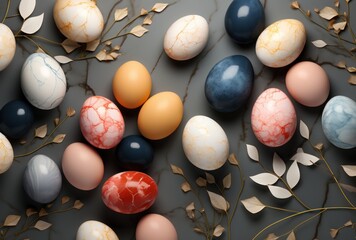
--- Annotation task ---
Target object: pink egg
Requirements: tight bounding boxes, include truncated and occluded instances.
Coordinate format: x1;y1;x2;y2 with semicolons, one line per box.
251;88;297;147
136;214;178;240
62;142;104;190
286;61;330;107
101;171;158;214
80;96;125;149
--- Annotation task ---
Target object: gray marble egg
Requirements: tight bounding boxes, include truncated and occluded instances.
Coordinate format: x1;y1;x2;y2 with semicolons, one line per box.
23;154;62;203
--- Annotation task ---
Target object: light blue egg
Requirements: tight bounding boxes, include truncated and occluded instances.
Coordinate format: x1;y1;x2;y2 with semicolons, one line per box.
322;96;356;149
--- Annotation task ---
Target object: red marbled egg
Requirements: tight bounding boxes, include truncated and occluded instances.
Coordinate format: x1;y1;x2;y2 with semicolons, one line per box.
101;171;158;214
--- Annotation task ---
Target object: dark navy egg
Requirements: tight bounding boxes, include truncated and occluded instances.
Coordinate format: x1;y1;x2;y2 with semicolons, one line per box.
115;135;154;171
205;55;254;112
0;100;34;139
225;0;265;44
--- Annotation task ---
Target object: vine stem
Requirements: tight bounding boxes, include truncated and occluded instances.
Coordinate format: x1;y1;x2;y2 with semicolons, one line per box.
1;0;11;23
16;35;62;45
14;35;53;56
265;205;298;213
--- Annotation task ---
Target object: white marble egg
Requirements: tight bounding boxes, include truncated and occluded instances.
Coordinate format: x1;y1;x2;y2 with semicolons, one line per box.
256;19;306;68
0;23;16;71
182;115;229;171
53;0;104;43
0;132;14;174
21;53;66;110
76;220;119;240
164;15;209;61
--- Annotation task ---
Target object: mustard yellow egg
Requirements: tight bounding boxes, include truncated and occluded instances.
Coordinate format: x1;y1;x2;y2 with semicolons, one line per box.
113;61;152;109
138;92;183;140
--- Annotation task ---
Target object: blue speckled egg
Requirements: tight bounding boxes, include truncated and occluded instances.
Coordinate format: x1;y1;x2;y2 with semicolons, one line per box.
322;96;356;149
23;154;62;203
0;100;34;139
225;0;265;44
205;55;254;112
115;135;154;170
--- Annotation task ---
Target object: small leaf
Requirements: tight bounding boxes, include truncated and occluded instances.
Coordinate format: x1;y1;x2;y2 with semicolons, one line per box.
110;52;121;59
61;196;70;204
335;0;340;7
286;161;300;189
152;3;169;12
347;67;356;73
143;14;153;25
314;143;324;151
340;183;356;192
194;227;205;234
170;164;184;176
26;208;37;217
341;165;356;177
114;8;128;21
4;215;21;226
299;120;309;139
319;6;338;20
66;107;76;117
19;0;36;19
273;153;286;177
196;177;207;187
34;220;52;231
330;228;339;238
113;45;121;51
181;181;191;192
61;39;80;53
73;200;84;209
205;172;215;184
344;220;352;227
86;40;100;52
241;196;265;214
312;40;327;48
54;118;60;126
38;208;47;217
336;61;346;69
268;185;292;199
265;233;279;240
35;124;47;138
96;50;107;62
223;173;232;189
207;191;229;212
333;21;347;31
290;1;300;9
250;173;278;186
291;152;319;166
185;202;195;219
130;25;148;37
314;8;320;13
21;13;44;34
213;225;225;237
54;55;73;64
228;153;239;166
348;75;356;85
140;8;148;16
52;134;66;144
246;144;259;162
287;231;296;240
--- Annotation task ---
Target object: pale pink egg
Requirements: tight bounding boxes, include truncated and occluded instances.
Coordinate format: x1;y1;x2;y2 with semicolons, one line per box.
136;214;178;240
80;96;125;149
251;88;297;147
62;142;104;190
286;61;330;107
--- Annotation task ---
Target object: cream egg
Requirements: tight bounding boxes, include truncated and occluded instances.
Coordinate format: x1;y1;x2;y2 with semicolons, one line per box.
0;23;16;71
53;0;104;43
164;15;209;61
76;220;119;240
182;115;229;171
136;214;178;240
62;142;104;190
0;132;14;174
256;19;306;68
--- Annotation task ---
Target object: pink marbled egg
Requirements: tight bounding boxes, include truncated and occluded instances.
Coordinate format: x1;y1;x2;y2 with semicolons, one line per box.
101;171;158;214
80;96;125;149
251;88;297;147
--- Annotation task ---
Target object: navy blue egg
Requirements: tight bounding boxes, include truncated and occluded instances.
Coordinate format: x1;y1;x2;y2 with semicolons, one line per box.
115;135;154;171
0;100;34;139
205;55;254;112
225;0;265;44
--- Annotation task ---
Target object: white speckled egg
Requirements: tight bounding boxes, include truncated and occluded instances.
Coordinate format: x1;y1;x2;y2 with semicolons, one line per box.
53;0;104;43
164;15;209;61
0;132;14;174
21;53;66;110
76;220;119;240
182;115;229;171
0;23;16;71
256;19;306;68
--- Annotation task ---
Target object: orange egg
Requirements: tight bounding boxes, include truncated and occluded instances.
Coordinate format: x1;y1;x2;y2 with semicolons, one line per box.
112;61;152;109
138;91;183;140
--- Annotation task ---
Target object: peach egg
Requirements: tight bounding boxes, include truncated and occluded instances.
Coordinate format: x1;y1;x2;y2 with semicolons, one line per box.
136;214;178;240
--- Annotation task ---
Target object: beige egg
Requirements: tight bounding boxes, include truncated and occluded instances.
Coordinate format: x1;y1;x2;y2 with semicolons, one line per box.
0;132;14;174
136;214;178;240
0;23;16;71
76;220;119;240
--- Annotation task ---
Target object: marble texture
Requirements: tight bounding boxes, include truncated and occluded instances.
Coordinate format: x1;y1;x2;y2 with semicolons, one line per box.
0;23;16;71
76;220;119;240
0;132;13;174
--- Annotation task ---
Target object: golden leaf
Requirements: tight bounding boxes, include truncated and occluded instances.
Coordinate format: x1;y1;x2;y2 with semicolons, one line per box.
54;118;60;126
105;41;112;46
347;67;356;73
61;196;70;204
265;233;279;240
181;181;191;193
35;124;47;138
314;143;324;151
290;1;300;9
185;202;195;219
86;40;100;52
21;13;44;34
333;21;347;31
314;8;320;13
54;55;73;64
306;10;311;17
110;52;121;59
4;215;21;227
170;164;184;176
38;208;47;217
349;75;356;85
143;14;153;25
114;8;128;21
61;39;80;53
213;225;225;237
312;40;327;48
334;0;340;7
287;231;296;240
66;107;76;117
205;172;215;184
319;6;338;20
344;220;353;227
228;153;239;166
130;25;149;37
34;220;52;231
19;0;36;20
140;8;148;16
52;134;66;144
96;50;107;62
207;191;229;212
335;61;346;68
241;196;266;214
223;173;231;189
330;228;339;238
193;227;205;234
73;200;84;209
195;177;207;187
26;208;37;217
152;3;169;13
113;45;121;51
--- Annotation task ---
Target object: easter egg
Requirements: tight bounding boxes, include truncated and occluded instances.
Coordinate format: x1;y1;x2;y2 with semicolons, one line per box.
205;55;254;112
182;115;229;171
80;96;125;149
138;91;183;140
286;61;330;107
0;100;34;139
62;142;104;190
23;154;62;204
101;171;158;214
0;23;16;71
115;135;154;171
322;96;356;149
164;15;209;61
21;53;66;110
76;220;119;240
224;0;265;44
113;61;152;109
53;0;104;43
0;132;14;174
251;88;297;147
136;214;178;240
256;19;306;68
